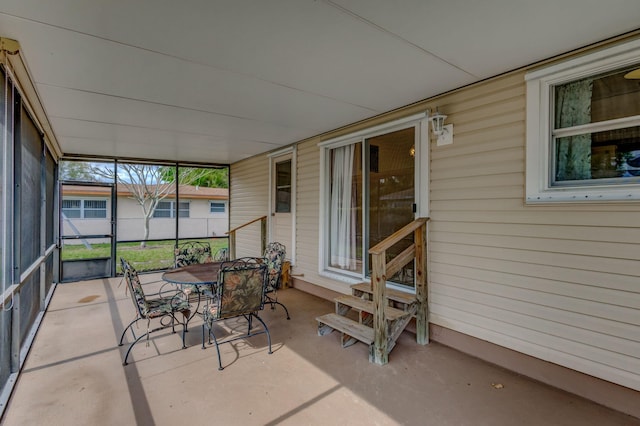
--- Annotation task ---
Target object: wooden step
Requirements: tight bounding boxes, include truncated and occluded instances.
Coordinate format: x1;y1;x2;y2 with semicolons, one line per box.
335;295;409;321
351;282;416;306
316;313;374;346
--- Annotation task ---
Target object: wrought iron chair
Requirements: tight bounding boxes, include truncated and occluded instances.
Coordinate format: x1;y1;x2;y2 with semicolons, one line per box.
263;242;290;319
119;258;191;366
174;241;214;297
174;241;213;267
212;246;230;262
201;257;272;370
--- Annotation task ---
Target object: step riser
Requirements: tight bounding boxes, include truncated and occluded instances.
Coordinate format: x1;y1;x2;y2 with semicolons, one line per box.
316;280;418;361
335;295;411;322
351;283;416;308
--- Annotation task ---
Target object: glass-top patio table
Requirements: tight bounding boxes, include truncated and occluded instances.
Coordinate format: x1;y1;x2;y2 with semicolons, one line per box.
162;261;223;287
162;262;223;324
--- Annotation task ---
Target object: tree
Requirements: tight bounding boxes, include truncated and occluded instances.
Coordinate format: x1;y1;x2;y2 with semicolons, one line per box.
159;166;228;188
59;160;102;182
90;164;210;248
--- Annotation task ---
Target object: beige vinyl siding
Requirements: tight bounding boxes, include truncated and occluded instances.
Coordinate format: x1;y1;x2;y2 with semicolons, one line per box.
429;71;640;391
230;155;269;258
229;67;640;392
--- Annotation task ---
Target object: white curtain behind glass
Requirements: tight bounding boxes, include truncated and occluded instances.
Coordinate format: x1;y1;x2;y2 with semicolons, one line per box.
330;145;356;270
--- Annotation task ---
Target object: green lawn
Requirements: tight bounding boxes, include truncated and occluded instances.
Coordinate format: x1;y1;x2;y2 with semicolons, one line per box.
61;238;229;273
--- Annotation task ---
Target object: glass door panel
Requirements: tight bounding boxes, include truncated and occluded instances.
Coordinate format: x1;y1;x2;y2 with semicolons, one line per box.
328;143;363;273
366;127;416;287
60;169;115;282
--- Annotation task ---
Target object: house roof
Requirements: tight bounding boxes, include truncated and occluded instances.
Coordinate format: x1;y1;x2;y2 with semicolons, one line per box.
1;1;639;164
62;184;228;200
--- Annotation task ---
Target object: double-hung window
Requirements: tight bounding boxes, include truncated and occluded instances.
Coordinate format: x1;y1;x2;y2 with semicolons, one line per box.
62;199;107;218
210;201;226;214
153;201;190;218
526;38;640;202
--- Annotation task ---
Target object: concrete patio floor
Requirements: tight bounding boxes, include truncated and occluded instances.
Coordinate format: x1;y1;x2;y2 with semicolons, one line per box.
2;275;638;426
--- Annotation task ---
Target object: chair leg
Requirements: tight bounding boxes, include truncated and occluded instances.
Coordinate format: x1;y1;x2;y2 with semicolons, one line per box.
202;323;223;370
275;301;290;320
180;318;187;349
122;317;187;365
247;314;253;333
211;331;223;370
251;313;272;355
267;295;291;320
119;318;140;346
122;331;150;366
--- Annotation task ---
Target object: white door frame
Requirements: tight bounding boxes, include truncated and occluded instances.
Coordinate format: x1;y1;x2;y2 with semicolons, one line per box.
268;146;296;265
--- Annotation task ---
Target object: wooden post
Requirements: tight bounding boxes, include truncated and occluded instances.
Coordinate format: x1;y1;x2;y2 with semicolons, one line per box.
281;260;291;288
229;231;236;260
415;221;429;345
260;216;267;255
370;251;389;365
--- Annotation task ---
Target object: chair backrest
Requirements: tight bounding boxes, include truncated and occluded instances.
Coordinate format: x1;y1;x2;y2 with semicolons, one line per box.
174;241;212;267
121;257;149;317
263;242;286;291
213;247;230;262
212;257;267;320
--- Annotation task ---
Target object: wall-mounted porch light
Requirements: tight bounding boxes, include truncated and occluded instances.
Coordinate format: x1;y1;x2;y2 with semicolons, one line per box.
429;108;453;146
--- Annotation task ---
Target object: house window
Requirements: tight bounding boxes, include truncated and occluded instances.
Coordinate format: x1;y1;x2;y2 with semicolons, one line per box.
210;202;226;213
153;201;190;218
62;199;81;218
525;38;640;202
62;199;107;219
275;160;292;213
319;113;428;285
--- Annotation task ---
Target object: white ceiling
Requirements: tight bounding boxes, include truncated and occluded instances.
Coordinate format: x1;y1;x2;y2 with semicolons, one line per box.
1;0;639;164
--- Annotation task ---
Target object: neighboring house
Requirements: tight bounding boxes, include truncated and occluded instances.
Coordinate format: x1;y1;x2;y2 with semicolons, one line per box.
61;184;228;242
230;36;640;412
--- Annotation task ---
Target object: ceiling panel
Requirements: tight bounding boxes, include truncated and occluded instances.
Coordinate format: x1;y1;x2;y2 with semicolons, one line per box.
54;121;270;164
39;85;305;142
0;1;639;163
332;0;640;78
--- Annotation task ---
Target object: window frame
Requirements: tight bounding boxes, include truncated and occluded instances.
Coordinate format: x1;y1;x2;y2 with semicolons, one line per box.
61;198;107;219
209;201;226;214
525;38;640;203
153;200;190;218
317;112;429;283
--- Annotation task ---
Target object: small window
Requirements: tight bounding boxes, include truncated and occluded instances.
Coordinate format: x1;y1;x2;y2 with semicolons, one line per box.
153;201;190;218
62;199;106;219
177;201;190;218
83;200;107;218
210;202;226;213
62;199;81;218
526;38;640;202
275;160;292;213
154;201;173;218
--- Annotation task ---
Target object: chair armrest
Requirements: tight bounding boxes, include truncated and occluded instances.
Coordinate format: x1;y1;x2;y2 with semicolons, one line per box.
157;282;190;305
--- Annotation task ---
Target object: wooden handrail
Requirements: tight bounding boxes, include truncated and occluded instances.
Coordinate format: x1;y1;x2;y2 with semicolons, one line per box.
226;215;267;235
226;216;268;259
370;217;430;365
369;217;428;255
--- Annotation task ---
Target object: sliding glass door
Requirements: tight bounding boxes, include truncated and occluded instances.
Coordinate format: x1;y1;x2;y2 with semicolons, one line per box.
324;122;420;290
366;127;415;287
